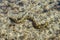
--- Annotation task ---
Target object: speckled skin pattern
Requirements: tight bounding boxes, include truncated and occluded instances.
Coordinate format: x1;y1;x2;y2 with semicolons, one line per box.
0;0;60;40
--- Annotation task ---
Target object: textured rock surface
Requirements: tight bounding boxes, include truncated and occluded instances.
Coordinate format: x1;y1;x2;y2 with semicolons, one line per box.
0;0;60;40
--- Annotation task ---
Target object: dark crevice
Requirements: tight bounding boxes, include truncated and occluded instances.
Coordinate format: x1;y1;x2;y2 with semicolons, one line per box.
54;5;60;11
9;24;15;27
54;1;60;11
5;38;8;40
55;30;60;36
42;9;48;13
57;1;60;6
49;2;53;4
48;37;55;40
11;39;14;40
38;3;41;5
17;18;21;20
9;17;17;23
17;2;24;6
